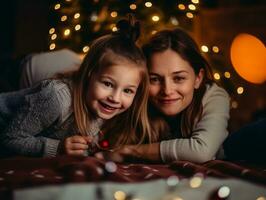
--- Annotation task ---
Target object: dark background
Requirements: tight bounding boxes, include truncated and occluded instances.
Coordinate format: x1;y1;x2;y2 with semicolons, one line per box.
0;0;265;131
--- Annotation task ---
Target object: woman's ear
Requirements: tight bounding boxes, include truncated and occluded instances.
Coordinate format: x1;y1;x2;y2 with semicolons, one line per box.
194;68;204;89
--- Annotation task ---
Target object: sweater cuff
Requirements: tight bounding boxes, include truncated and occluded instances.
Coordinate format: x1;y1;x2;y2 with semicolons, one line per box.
160;140;178;163
44;138;60;157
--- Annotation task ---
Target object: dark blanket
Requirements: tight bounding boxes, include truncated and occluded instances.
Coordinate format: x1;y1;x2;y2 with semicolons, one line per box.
0;156;265;199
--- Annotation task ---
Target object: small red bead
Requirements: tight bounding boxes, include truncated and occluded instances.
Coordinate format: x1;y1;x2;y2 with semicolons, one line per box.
100;140;109;148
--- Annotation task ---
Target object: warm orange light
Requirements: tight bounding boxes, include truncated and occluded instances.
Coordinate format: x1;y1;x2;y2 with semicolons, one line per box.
230;33;266;84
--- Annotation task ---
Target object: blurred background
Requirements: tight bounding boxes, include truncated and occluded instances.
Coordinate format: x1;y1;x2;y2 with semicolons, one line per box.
0;0;265;132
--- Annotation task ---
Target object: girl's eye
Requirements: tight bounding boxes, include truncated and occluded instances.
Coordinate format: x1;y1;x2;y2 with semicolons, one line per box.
102;81;113;88
124;88;135;94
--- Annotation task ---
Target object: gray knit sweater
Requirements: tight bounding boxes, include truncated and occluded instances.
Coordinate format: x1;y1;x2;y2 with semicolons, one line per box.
0;80;103;157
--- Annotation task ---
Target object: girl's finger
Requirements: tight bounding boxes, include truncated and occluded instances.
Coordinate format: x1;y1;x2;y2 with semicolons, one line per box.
68;136;87;144
70;143;88;150
67;150;85;156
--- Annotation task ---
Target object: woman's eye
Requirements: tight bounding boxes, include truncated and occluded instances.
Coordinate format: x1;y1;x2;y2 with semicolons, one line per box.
173;76;185;82
150;77;160;84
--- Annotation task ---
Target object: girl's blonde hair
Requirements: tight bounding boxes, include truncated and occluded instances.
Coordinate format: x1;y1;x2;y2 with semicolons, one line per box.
69;15;154;147
142;28;214;139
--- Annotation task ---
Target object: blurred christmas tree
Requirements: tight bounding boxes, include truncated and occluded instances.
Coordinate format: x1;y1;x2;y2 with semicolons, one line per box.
48;0;241;99
48;0;199;53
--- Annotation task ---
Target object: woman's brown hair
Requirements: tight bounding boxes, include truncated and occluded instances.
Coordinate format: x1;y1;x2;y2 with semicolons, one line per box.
142;28;214;138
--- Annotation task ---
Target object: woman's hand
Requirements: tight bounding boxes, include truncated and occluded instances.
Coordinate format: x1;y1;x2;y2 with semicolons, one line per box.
94;143;161;163
59;135;92;156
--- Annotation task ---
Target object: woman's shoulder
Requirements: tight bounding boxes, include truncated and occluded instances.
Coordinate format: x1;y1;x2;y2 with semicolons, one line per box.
203;83;230;101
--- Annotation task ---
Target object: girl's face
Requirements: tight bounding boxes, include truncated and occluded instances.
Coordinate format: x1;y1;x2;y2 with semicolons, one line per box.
87;62;141;120
148;49;203;116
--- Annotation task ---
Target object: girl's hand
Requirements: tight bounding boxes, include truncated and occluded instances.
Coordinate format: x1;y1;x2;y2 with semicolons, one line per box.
60;135;93;156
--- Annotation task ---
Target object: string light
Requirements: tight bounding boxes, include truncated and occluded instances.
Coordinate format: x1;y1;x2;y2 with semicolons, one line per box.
61;15;67;22
49;43;56;50
188;4;196;10
231;101;238;109
51;33;57;40
75;24;81;31
201;45;209;52
83;46;90;53
112;26;118;32
212;46;219;53
129;4;137;10
170;17;179;25
178;4;186;10
186;12;194;18
224;72;231;78
64;29;71;36
152;15;160;22
151;30;157;35
237;87;244;94
114;191;126;200
110;11;118;17
145;2;152;7
192;0;199;4
54;4;61;10
214;73;221;80
90;12;98;21
49;28;55;34
74;13;80;19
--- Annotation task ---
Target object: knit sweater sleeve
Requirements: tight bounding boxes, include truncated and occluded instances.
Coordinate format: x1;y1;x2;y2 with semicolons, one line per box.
160;84;230;163
1;82;63;157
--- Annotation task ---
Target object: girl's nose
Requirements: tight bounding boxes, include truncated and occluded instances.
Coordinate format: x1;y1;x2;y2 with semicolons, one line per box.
107;90;120;103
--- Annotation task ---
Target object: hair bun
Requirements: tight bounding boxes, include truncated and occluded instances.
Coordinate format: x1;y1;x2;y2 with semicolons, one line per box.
116;14;140;42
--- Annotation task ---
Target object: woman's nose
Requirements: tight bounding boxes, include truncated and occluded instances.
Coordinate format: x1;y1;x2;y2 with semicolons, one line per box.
162;80;174;95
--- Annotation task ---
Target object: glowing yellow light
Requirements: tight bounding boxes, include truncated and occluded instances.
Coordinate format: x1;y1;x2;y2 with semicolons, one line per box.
75;24;81;31
49;43;56;50
231;101;238;109
192;0;199;4
64;29;71;36
74;13;80;19
129;4;137;10
54;4;61;10
257;196;266;200
65;0;71;2
114;190;126;200
212;46;219;53
237;87;244;94
178;4;186;10
151;30;157;35
61;15;67;22
201;45;209;52
112;26;117;32
189;177;202;188
214;73;221;80
110;11;118;17
145;2;152;7
224;72;231;78
186;12;194;18
49;28;55;34
83;46;90;53
51;34;57;40
152;15;160;22
90;13;98;21
170;17;179;26
188;4;196;10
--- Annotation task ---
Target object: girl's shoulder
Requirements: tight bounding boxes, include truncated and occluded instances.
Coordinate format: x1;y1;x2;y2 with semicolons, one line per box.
33;79;73;123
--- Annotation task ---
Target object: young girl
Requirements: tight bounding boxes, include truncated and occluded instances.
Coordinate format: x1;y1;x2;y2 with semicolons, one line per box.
95;28;230;163
0;16;154;158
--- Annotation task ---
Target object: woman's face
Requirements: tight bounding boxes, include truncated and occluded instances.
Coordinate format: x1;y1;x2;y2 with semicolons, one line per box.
148;49;203;116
